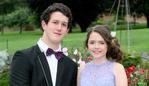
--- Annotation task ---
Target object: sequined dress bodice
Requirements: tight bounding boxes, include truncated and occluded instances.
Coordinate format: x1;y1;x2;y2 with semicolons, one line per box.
80;61;115;86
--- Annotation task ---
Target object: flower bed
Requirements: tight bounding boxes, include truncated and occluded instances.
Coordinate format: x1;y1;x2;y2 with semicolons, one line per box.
0;48;149;86
69;48;149;86
125;65;149;86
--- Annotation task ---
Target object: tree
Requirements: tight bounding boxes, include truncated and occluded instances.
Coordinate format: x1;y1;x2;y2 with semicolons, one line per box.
0;0;15;15
0;0;15;34
0;0;29;34
27;0;113;32
3;7;31;34
130;0;149;28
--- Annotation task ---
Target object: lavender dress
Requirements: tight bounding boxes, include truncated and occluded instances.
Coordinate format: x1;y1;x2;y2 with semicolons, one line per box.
80;61;115;86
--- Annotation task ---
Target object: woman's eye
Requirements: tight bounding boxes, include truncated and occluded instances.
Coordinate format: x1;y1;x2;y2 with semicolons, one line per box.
100;42;105;44
89;41;95;44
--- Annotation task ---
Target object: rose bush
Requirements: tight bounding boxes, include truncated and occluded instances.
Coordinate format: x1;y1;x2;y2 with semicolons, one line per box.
68;48;149;86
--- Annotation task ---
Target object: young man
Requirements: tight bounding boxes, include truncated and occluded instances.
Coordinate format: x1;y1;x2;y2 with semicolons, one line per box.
10;3;78;86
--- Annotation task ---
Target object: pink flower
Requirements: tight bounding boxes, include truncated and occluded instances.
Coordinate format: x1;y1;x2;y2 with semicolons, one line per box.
139;68;144;74
87;56;93;61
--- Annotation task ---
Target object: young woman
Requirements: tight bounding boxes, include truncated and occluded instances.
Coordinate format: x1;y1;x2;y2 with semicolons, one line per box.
78;25;128;86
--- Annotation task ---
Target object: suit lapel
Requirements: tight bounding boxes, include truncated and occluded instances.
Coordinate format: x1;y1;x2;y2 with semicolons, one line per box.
35;45;53;86
55;57;65;86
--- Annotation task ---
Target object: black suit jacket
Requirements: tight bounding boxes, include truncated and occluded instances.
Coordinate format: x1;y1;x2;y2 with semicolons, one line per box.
10;45;78;86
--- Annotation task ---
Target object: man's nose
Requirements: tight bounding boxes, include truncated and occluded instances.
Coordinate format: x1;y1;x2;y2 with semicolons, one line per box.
57;24;62;30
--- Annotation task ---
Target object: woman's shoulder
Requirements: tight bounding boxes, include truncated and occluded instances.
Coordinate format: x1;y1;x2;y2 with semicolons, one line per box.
113;62;125;70
113;63;128;86
114;62;124;67
113;62;125;75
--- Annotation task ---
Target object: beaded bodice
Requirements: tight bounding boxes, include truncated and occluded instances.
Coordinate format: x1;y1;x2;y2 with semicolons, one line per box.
80;61;115;86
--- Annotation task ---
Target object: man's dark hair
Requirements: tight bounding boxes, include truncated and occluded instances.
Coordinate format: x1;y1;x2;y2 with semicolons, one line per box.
40;3;72;29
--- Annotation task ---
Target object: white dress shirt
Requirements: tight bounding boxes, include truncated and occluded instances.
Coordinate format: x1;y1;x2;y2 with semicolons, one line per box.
37;38;62;86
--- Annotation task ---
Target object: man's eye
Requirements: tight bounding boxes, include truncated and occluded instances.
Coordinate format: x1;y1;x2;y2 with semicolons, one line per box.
62;23;67;27
53;22;58;24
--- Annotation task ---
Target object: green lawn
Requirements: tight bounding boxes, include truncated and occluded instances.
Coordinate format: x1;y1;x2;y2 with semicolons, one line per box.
0;31;42;55
0;28;149;86
0;28;149;55
116;28;149;53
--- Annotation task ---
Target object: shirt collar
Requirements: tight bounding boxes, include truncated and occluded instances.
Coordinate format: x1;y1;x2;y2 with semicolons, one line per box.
37;38;62;53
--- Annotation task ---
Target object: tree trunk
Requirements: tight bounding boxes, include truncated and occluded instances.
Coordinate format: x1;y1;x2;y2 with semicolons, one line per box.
19;24;23;34
80;24;87;32
68;27;72;33
81;28;86;32
146;15;149;28
1;15;5;35
1;27;4;35
133;13;136;26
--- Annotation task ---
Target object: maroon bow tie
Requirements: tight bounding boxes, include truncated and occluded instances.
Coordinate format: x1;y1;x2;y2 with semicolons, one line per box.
46;48;64;60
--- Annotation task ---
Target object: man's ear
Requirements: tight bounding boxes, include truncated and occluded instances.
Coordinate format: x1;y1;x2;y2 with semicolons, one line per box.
66;28;70;33
41;20;47;30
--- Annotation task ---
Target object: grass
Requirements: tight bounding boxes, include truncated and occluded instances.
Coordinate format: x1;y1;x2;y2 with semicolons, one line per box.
0;28;149;55
0;27;149;86
0;68;9;86
116;28;149;53
0;31;41;55
63;32;86;49
65;28;149;54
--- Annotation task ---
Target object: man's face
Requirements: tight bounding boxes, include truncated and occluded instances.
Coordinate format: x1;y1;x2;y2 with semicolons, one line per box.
42;11;69;44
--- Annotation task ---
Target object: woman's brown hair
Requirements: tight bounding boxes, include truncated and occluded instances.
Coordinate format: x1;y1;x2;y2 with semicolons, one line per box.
85;25;123;62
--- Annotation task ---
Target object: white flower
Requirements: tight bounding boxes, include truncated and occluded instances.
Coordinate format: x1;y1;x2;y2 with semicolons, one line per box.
0;50;9;70
72;58;76;62
62;47;68;56
0;50;9;61
111;31;116;37
78;58;85;64
78;58;86;71
130;74;133;78
0;59;5;69
73;49;78;55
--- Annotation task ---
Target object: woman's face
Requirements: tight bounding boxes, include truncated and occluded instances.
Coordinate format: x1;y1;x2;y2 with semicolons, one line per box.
87;32;108;60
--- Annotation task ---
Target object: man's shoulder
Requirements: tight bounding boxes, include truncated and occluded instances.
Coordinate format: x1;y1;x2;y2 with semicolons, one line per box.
63;56;78;66
16;45;38;53
13;45;39;57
